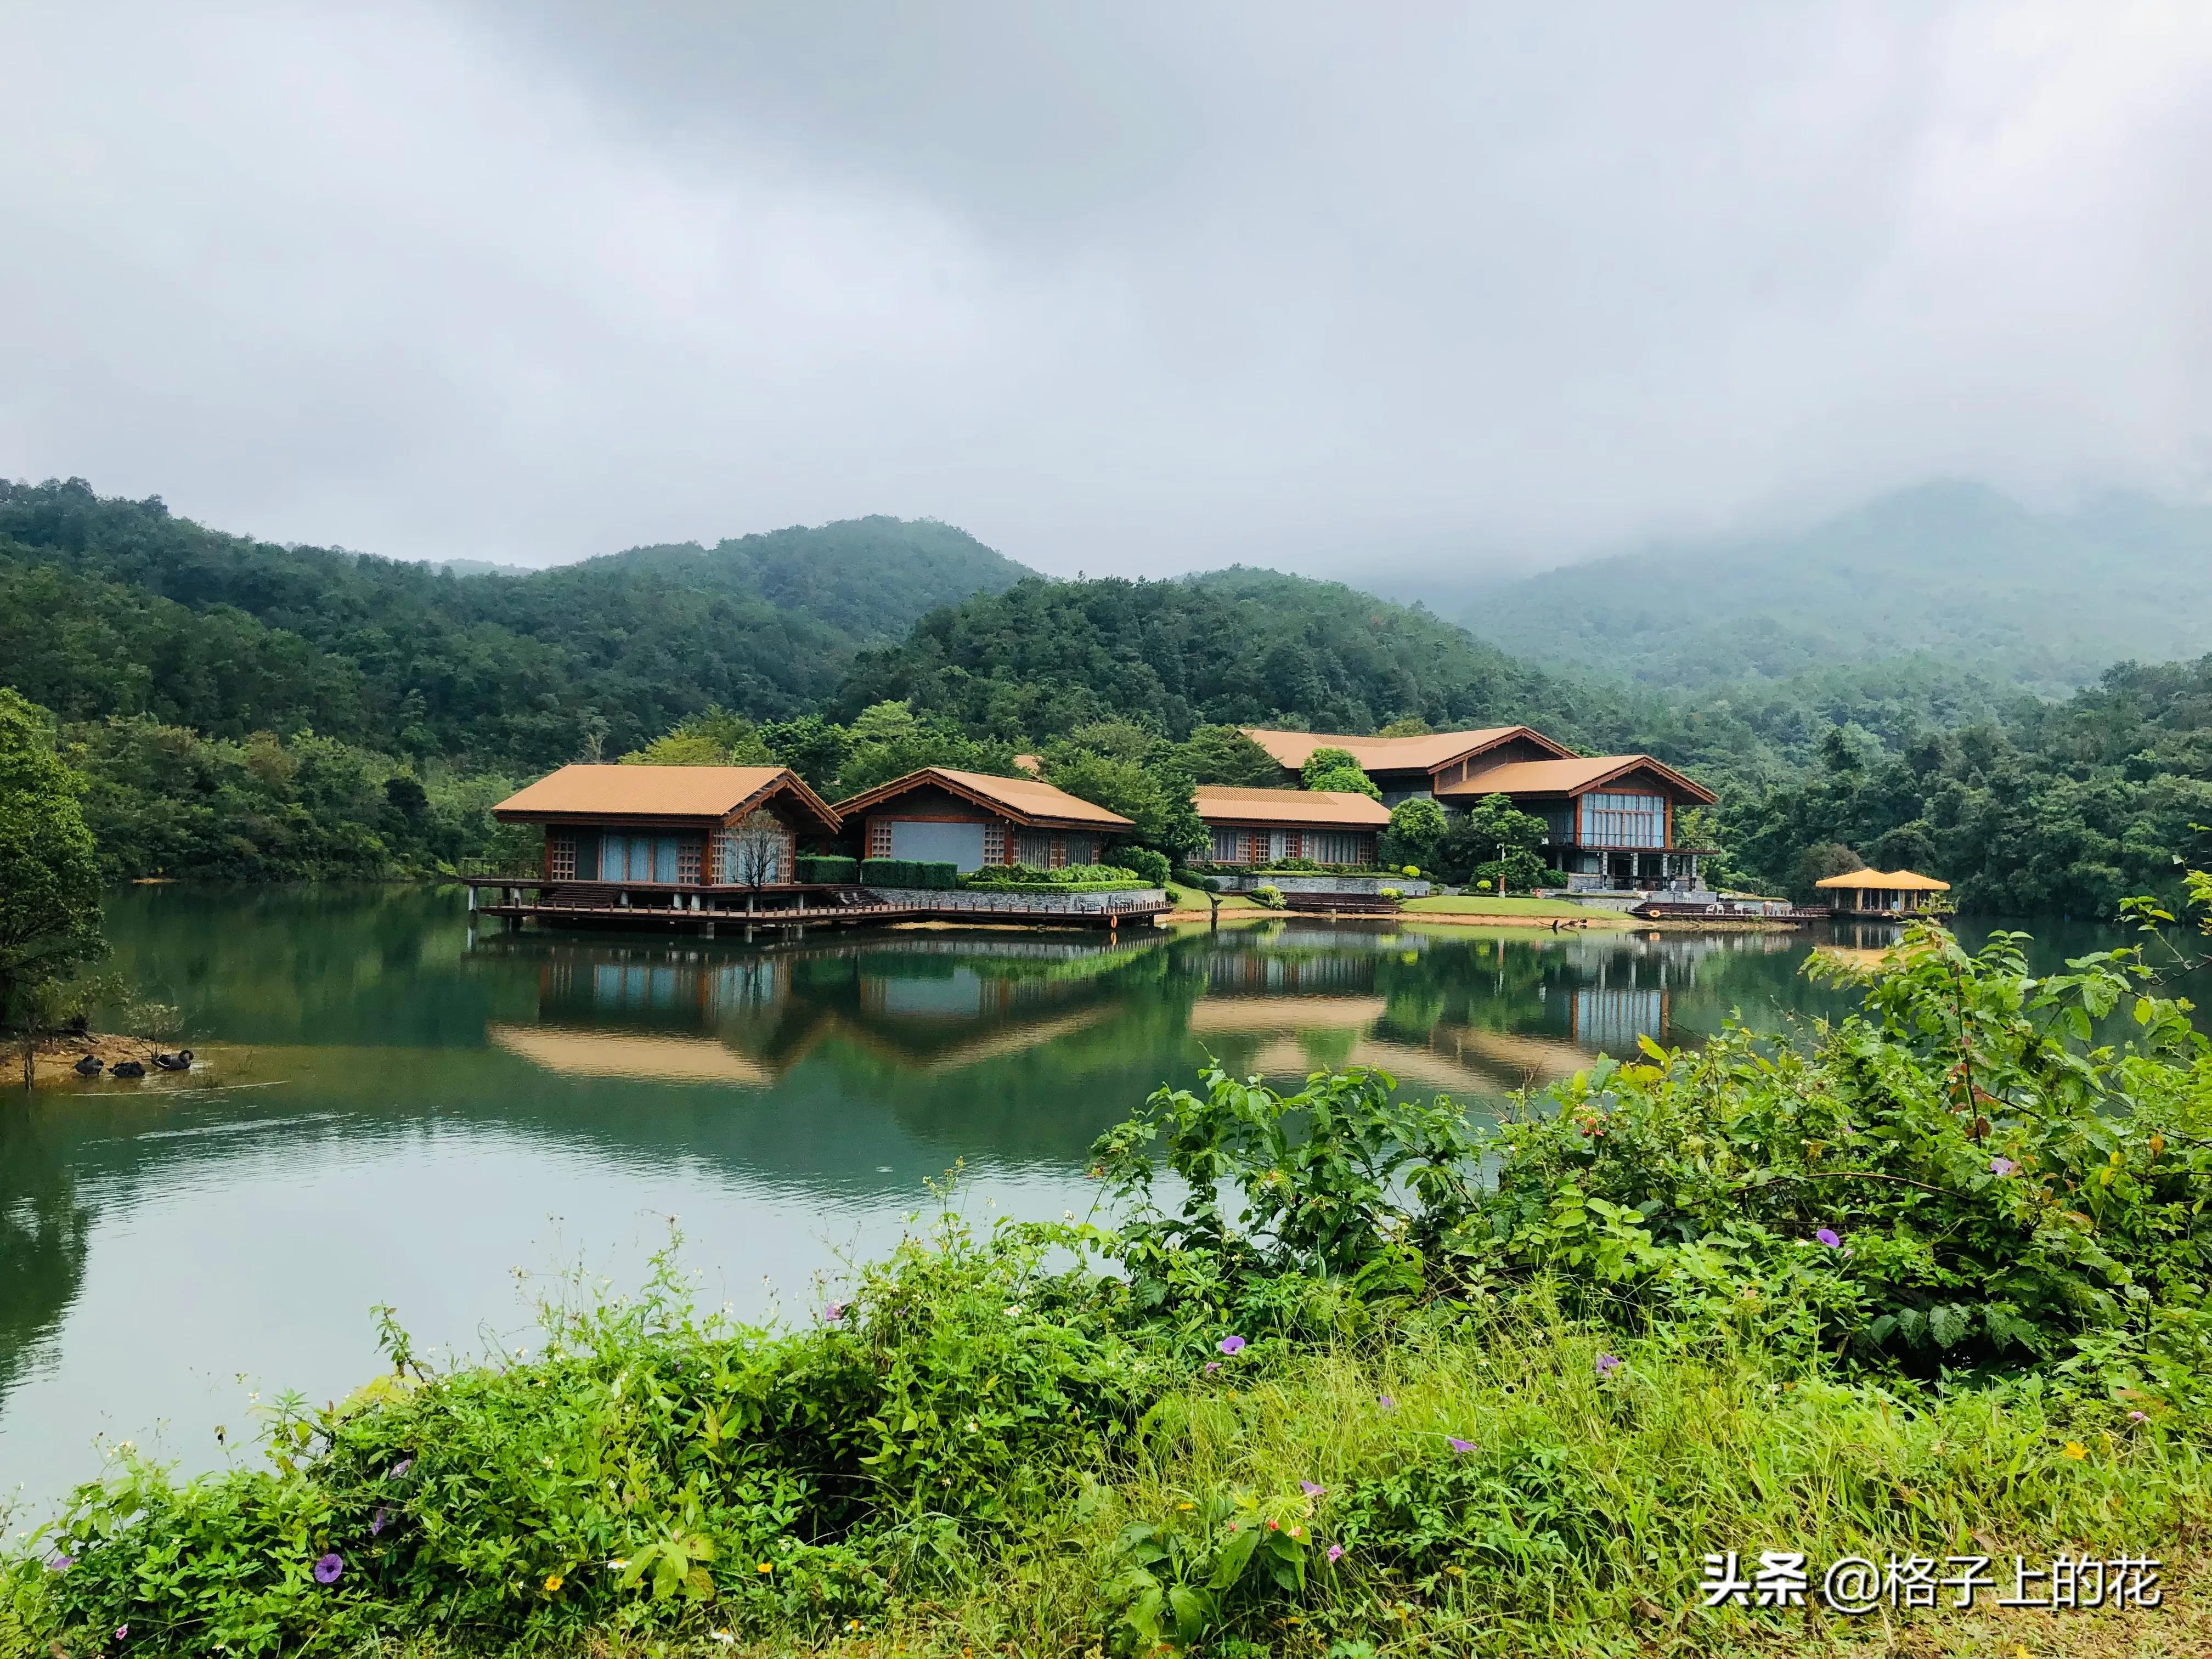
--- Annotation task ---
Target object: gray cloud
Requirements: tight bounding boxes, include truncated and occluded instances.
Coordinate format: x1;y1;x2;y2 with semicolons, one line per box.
4;2;2209;578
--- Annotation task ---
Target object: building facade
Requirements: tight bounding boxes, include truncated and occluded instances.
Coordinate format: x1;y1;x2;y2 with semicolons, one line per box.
830;767;1135;873
1239;726;1718;893
492;765;844;890
1193;785;1390;867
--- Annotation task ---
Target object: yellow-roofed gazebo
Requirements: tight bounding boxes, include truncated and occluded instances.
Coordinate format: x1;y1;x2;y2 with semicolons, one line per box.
1813;868;1952;917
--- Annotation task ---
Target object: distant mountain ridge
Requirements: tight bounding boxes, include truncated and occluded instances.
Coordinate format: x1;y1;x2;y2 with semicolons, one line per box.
0;479;1031;766
1408;482;2212;697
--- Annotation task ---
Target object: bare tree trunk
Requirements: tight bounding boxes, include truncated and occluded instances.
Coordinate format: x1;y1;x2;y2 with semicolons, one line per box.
19;1034;33;1092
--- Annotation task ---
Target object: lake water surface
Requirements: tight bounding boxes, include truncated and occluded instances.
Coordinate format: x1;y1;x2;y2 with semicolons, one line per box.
0;887;2182;1520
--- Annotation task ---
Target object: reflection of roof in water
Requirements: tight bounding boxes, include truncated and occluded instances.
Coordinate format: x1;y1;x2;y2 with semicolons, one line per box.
1235;1034;1564;1097
1188;997;1388;1033
833;1002;1120;1070
488;1024;778;1086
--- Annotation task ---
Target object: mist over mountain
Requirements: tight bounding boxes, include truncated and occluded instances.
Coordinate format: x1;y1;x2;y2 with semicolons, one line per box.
1380;483;2212;697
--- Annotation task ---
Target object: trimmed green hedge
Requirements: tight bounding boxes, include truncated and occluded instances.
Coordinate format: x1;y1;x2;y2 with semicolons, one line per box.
794;854;860;885
859;857;959;890
963;862;1147;889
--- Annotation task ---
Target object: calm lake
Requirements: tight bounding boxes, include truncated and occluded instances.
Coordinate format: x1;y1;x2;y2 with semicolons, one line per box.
0;887;2187;1520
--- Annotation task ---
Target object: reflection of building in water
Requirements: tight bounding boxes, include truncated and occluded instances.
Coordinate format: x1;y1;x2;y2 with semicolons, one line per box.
1569;986;1666;1055
1203;951;1377;997
489;932;1164;1084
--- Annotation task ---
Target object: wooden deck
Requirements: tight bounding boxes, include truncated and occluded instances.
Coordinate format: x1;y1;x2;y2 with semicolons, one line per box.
460;876;1170;934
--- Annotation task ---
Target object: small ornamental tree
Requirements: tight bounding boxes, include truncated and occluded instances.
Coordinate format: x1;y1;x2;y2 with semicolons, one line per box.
0;690;107;1087
1380;797;1447;870
1299;747;1381;799
1175;725;1283;788
1437;792;1547;884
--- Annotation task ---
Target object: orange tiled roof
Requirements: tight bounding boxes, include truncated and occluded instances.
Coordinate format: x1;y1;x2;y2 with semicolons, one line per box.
1193;786;1391;828
1814;868;1951;892
832;766;1135;830
493;765;840;831
1240;726;1571;774
1435;754;1718;804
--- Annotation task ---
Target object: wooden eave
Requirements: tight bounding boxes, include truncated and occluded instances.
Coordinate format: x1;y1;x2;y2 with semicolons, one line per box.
495;772;842;838
1441;755;1718;806
830;769;1129;834
1425;726;1579;777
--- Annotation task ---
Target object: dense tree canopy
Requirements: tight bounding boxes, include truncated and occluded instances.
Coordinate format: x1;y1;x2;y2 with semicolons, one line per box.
0;690;107;1077
1722;657;2212;913
0;479;1026;770
834;570;1585;742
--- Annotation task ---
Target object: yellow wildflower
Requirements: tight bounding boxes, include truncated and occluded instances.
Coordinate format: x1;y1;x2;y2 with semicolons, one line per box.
758;1560;774;1573
2063;1441;2088;1460
544;1573;562;1593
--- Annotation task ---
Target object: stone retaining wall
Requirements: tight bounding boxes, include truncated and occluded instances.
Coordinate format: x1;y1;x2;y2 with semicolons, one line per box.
1212;873;1433;898
865;886;1167;916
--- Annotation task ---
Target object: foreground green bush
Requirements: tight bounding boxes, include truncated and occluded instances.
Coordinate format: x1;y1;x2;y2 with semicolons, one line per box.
9;914;2212;1656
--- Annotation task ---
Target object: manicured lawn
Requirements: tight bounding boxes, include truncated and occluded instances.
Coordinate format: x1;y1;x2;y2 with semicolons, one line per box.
1165;881;1261;910
1401;893;1620;919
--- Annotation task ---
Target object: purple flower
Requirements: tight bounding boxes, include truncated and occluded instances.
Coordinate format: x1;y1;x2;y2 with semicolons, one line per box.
370;1506;390;1537
313;1551;344;1585
388;1459;413;1479
115;1626;128;1640
821;1302;847;1324
47;1553;71;1573
2129;1410;2149;1423
1814;1228;1842;1249
1327;1543;1345;1563
1376;1394;1396;1410
1218;1335;1246;1356
1594;1351;1623;1379
1203;1361;1221;1375
1300;1480;1325;1497
1447;1437;1476;1454
1990;1156;2018;1178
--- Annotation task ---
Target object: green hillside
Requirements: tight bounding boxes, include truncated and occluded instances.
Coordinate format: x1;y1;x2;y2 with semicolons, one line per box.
834;566;1601;741
0;480;1029;767
1441;482;2212;696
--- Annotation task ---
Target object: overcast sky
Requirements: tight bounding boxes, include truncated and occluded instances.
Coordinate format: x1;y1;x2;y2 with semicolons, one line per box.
4;2;2209;578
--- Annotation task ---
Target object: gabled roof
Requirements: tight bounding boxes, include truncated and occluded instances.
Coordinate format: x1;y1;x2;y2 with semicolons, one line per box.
1193;786;1391;828
493;765;842;835
1815;868;1951;892
1436;754;1718;805
1240;726;1575;775
832;766;1135;831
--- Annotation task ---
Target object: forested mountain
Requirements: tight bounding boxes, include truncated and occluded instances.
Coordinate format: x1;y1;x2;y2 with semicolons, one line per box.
1725;656;2212;913
596;518;1028;646
9;473;2209;912
833;567;1605;742
1421;482;2212;696
0;480;1029;768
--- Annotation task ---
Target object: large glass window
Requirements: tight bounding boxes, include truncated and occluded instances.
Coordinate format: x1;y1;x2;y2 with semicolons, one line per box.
1581;792;1666;849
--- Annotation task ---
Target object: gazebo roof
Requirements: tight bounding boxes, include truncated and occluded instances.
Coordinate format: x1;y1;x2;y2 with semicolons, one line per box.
1813;868;1951;892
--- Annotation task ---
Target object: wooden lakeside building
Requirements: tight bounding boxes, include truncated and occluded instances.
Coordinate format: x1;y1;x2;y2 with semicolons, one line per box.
469;763;1167;936
830;766;1135;872
1238;726;1719;895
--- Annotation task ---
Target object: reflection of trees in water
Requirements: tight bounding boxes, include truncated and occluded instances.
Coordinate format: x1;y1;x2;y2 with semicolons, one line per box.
0;1113;92;1411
